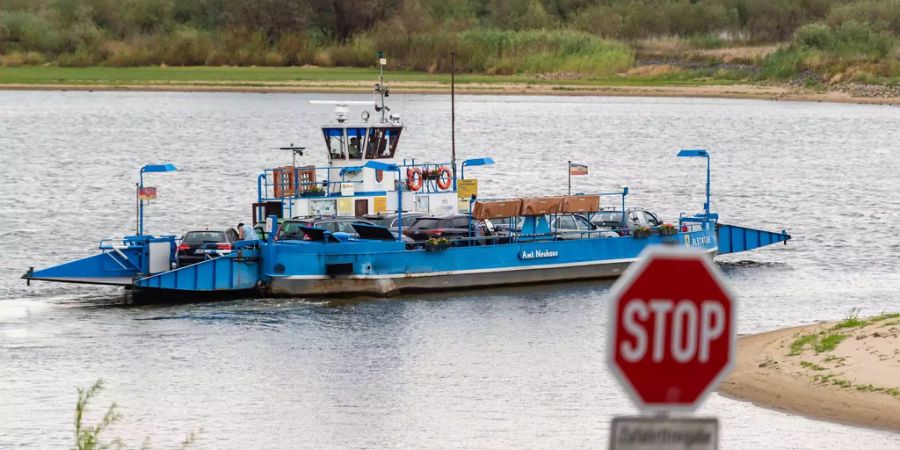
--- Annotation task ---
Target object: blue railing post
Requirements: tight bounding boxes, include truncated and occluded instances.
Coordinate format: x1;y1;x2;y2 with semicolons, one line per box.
395;170;403;241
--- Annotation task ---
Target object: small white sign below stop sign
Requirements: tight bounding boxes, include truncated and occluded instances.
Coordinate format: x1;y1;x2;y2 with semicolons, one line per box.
607;246;736;411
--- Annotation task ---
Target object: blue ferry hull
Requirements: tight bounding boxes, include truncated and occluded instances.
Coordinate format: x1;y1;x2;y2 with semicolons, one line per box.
262;229;718;296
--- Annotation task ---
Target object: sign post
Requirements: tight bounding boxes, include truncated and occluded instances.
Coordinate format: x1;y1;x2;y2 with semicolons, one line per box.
606;246;736;450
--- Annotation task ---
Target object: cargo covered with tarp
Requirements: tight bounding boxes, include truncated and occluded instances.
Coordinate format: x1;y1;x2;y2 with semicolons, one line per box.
472;199;522;219
562;195;600;213
521;196;565;216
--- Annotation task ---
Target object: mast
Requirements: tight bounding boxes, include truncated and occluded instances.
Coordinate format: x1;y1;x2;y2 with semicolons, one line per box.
451;51;457;191
376;51;388;123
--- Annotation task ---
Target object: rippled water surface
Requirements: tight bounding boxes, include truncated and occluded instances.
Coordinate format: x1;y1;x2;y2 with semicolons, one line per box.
1;91;899;448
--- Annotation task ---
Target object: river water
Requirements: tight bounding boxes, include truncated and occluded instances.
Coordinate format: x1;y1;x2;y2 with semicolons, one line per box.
0;91;898;448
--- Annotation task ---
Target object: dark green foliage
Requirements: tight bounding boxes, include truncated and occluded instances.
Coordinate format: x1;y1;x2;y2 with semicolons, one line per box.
0;0;896;80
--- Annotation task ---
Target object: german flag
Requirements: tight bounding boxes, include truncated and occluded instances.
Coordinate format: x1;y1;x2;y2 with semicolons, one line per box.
569;163;588;176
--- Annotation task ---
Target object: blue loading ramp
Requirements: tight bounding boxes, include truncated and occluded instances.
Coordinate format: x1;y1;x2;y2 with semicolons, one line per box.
134;250;260;291
716;224;791;254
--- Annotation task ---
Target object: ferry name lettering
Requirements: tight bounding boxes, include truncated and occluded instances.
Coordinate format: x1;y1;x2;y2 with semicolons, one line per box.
690;235;712;247
518;249;560;260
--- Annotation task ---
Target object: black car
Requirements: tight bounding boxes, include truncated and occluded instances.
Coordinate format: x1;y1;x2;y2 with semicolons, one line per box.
176;228;239;266
362;212;428;230
404;215;494;242
280;216;375;239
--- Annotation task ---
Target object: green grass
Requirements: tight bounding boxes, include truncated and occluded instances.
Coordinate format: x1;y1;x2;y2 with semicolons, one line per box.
789;330;848;356
812;375;900;397
0;65;746;88
815;333;847;352
74;379;199;449
789;334;818;356
800;361;827;371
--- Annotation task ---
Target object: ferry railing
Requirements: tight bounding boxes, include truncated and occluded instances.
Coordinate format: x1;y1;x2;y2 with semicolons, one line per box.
257;160;457;202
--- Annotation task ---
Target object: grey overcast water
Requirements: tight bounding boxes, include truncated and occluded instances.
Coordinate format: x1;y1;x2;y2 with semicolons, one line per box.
1;91;899;449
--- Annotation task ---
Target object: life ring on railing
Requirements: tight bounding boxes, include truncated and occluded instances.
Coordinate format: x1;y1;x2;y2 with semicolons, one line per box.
436;166;453;190
406;167;423;191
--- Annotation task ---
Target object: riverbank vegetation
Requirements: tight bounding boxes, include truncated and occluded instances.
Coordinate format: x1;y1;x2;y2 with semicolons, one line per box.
1;0;898;85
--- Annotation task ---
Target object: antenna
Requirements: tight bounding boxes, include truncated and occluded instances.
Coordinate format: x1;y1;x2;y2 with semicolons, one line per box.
374;51;389;123
278;144;305;166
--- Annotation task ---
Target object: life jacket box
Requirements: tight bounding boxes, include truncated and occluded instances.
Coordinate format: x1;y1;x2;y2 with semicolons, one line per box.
562;195;600;213
521;196;565;215
472;199;523;220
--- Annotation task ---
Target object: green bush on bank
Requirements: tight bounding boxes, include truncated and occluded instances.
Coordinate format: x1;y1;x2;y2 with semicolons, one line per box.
759;20;898;81
372;28;633;75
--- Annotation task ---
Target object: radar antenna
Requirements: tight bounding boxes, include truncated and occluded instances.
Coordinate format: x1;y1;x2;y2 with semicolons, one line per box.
278;144;305;166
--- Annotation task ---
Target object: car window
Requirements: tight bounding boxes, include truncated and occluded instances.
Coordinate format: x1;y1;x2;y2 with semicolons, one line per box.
451;217;469;228
643;212;660;227
595;212;623;226
318;221;339;233
402;215;420;227
556;215;576;229
337;221;360;233
226;228;239;241
410;218;441;230
575;216;593;230
629;211;641;225
183;231;227;243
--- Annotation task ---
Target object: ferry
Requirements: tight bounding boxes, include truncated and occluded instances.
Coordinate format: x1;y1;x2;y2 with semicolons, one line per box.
23;58;791;299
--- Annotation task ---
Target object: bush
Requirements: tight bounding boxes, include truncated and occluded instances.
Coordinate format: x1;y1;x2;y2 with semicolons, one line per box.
0;11;64;53
375;28;633;75
0;50;47;66
795;23;834;50
828;0;900;35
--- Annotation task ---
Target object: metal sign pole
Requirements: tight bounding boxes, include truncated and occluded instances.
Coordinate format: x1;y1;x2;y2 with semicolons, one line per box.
135;182;140;235
567;161;571;195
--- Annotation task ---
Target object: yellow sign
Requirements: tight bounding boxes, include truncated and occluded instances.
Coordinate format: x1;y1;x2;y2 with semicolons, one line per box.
374;196;387;213
337;198;353;216
457;179;478;199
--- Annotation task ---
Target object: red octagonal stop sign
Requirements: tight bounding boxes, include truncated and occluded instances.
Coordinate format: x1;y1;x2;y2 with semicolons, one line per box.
607;246;736;411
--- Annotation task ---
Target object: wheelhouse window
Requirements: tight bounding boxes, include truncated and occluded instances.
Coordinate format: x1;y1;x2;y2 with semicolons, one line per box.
346;128;366;160
366;127;402;159
323;128;345;160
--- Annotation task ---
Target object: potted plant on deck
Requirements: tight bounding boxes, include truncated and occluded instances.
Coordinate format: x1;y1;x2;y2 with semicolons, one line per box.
633;226;652;238
425;237;451;251
301;186;326;197
658;223;678;236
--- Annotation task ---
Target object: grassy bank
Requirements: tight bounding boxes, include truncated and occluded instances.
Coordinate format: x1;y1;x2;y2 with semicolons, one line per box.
0;65;747;88
2;1;899;86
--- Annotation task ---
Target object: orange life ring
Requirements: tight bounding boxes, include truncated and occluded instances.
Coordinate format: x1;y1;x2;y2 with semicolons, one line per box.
436;166;453;190
406;167;423;191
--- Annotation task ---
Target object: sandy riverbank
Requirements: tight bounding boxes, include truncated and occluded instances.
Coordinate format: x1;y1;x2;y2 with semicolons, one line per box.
1;81;898;106
720;315;900;431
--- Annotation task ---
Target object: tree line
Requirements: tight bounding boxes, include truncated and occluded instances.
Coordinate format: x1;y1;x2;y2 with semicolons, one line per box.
1;0;898;80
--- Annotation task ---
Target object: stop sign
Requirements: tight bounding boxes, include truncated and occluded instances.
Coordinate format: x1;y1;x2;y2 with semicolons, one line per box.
607;247;736;411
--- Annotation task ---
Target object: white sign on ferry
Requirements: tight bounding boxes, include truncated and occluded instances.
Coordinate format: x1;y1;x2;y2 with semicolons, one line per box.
518;249;560;260
684;233;712;247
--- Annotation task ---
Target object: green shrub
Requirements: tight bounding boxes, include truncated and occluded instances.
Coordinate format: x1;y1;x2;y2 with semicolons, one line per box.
0;11;64;53
795;23;835;50
377;28;634;75
161;26;212;66
0;50;47;66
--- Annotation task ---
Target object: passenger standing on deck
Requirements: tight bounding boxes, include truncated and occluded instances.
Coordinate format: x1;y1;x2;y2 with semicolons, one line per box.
237;223;259;241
